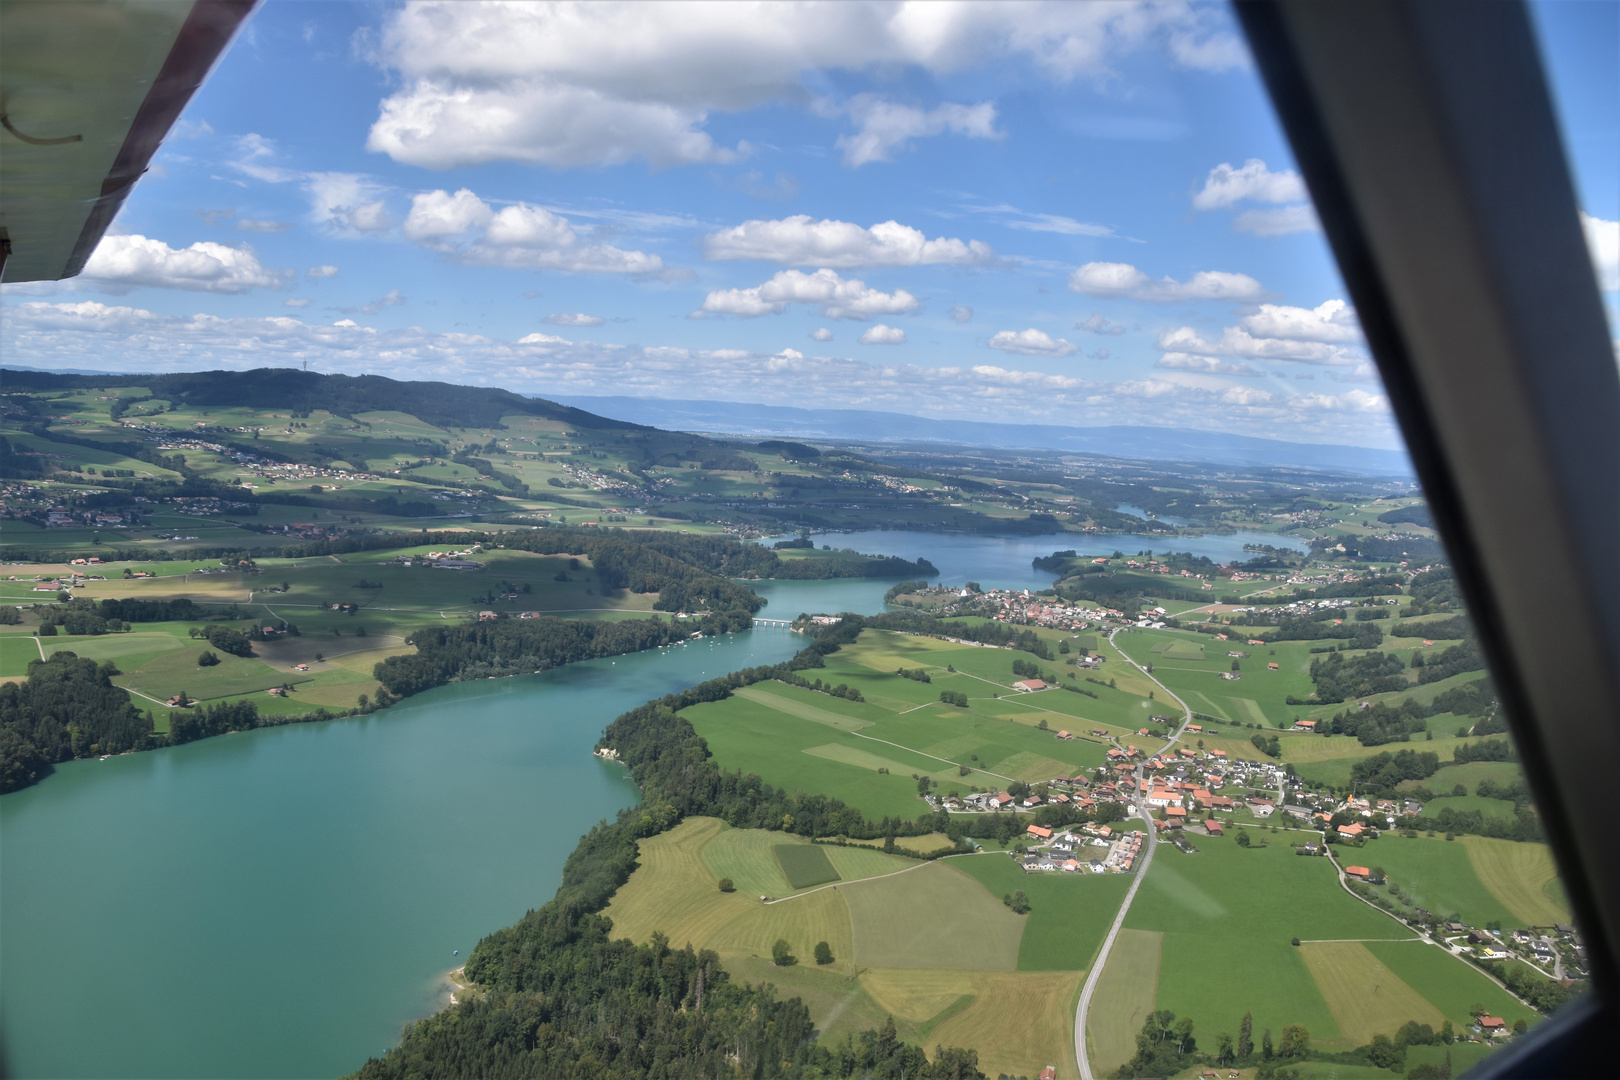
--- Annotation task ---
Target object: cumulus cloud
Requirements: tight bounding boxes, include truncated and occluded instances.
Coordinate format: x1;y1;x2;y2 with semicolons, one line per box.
835;96;999;167
543;312;605;326
79;235;291;294
1238;299;1361;343
988;328;1077;357
1583;212;1618;291
1156;353;1258;375
859;324;906;345
307;172;393;233
1193;159;1306;209
1157;325;1360;365
1194;158;1317;236
950;305;973;323
401;188;666;274
367;1;1244;171
308;265;338;278
700;268;917;319
1076;313;1124;335
701;216;992;268
811;327;834;341
2;299;1399;446
1068;261;1265;303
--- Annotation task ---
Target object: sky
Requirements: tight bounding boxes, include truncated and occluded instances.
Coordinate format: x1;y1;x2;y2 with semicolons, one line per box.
3;0;1615;451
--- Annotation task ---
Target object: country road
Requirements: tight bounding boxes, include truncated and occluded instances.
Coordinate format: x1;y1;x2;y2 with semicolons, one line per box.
1073;628;1193;1080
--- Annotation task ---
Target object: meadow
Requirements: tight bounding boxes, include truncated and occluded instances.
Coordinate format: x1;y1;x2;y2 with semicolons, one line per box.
1459;837;1570;927
1085;928;1162;1075
683;629;1146;820
1122;832;1413;1049
1358;834;1521;928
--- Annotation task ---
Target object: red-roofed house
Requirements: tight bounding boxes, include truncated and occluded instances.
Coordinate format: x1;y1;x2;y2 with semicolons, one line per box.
1027;825;1053;840
1345;865;1372;880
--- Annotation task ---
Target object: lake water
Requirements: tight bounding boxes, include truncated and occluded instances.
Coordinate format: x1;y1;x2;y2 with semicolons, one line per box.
0;524;1298;1078
759;527;1305;592
0;586;847;1080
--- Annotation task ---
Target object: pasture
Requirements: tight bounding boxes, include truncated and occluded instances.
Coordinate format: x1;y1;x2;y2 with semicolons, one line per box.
1360;834;1519;928
1460;837;1570;927
1361;939;1539;1029
1298;941;1446;1045
1085;928;1162;1074
1123;833;1411;1049
925;970;1083;1080
840;860;1024;971
949;852;1132;971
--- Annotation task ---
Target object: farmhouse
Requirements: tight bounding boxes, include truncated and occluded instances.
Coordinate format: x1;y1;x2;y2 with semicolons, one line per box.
1293;719;1317;731
1345;865;1372;880
1026;825;1052;840
1338;822;1366;839
1011;679;1046;692
1204;819;1224;835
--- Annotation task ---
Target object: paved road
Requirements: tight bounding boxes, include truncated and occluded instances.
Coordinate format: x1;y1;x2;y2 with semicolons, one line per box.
1073;628;1194;1080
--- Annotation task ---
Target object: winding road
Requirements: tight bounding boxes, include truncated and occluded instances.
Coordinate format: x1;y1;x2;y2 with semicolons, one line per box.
1073;628;1193;1080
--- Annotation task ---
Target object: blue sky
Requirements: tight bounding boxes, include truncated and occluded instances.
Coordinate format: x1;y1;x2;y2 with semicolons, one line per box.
4;0;1615;450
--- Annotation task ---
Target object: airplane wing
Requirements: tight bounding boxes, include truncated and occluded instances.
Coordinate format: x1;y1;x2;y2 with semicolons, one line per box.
0;0;256;283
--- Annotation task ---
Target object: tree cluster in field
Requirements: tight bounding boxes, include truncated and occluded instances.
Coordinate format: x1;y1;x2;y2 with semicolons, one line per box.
1305;677;1496;746
939;690;969;707
189;624;255;657
0;653;154;791
1405;569;1463;616
1477;959;1579;1013
896;667;931;683
1251;732;1283;758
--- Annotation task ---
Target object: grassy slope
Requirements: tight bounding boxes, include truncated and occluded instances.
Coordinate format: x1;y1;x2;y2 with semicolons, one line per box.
1361;939;1540;1028
1298;941;1446;1044
949;851;1133;972
840;860;1024;971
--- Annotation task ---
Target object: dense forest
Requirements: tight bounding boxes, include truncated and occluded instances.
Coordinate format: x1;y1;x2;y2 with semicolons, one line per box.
0;653;155;792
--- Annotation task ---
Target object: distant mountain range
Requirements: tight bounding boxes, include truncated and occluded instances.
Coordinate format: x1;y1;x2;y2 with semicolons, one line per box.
550;396;1414;476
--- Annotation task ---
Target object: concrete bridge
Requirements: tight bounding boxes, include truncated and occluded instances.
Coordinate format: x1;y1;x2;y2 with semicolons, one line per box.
751;618;797;629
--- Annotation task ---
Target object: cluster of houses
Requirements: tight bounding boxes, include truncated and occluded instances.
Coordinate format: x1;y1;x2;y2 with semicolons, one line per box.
384;548;486;571
1019;821;1143;874
41;507;130;529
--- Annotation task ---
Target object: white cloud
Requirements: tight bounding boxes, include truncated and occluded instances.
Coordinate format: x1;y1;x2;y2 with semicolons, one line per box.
811;327;834;341
360;290;406;315
1077;313;1124;335
1193;159;1306;209
1157;325;1359;365
1233;204;1320;237
367;1;1243;171
966;201;1128;240
308;265;339;278
950;305;973;323
283;298;311;308
1;299;1400;447
700;268;917;319
1193;159;1318;237
1068;261;1266;302
237;218;292;234
402;188;667;275
1155;353;1258;375
701;216;992;268
1238;299;1361;343
306;172;393;233
543;312;605;327
859;324;906;345
403;188;493;242
1583;212;1618;291
230;133;300;183
836;96;999;167
79;235;291;294
988;328;1077;357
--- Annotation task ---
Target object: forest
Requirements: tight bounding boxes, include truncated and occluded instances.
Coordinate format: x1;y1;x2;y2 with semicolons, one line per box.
0;653;155;792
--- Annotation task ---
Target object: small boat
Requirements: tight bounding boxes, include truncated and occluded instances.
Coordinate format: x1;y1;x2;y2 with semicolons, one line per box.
453;950;459;956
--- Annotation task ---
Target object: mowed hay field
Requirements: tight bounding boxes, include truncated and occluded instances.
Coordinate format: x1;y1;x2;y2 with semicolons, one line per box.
842;861;1024;970
927;970;1083;1080
603;818;856;966
1299;941;1445;1045
1461;837;1571;927
775;844;840;889
1361;940;1540;1030
951;851;1132;971
1086;928;1162;1074
1359;835;1519;929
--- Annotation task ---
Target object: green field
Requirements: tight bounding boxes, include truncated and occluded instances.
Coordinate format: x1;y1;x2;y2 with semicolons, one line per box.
1460;837;1571;927
1123;833;1413;1049
950;851;1133;972
1299;940;1446;1044
1359;834;1520;928
1362;939;1540;1029
1086;928;1162;1074
684;630;1142;820
841;860;1025;970
775;844;840;889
